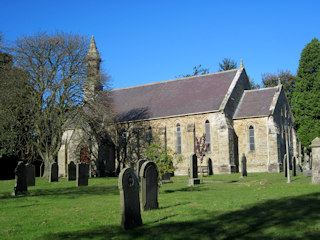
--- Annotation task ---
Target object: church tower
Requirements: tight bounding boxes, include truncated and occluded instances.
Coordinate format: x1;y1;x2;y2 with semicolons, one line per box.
83;36;103;102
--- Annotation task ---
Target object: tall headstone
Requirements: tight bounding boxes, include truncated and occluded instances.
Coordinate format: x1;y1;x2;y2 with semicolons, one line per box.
284;154;287;177
208;158;213;175
68;161;76;181
25;163;36;186
188;154;200;186
303;153;312;176
14;161;28;195
241;154;247;177
310;137;320;184
49;162;58;182
77;162;89;186
139;161;159;211
292;156;297;176
136;159;146;181
118;168;142;230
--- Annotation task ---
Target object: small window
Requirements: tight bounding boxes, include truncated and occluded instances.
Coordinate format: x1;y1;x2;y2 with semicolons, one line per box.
249;126;255;151
176;123;181;154
147;127;152;145
205;120;211;152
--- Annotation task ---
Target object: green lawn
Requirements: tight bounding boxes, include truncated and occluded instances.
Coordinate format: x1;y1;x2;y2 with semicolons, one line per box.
1;172;320;240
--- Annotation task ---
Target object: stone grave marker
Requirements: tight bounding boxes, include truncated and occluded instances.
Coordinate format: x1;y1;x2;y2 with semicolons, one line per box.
241;154;247;177
136;159;146;181
292;156;296;176
188;154;200;186
26;163;36;186
283;154;287;177
14;161;28;195
310;137;320;184
208;158;213;175
140;161;159;210
49;162;58;182
68;161;76;181
303;153;312;176
118;167;142;230
77;162;88;186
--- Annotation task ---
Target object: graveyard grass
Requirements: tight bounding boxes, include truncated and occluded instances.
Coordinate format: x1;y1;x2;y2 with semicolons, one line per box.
1;173;320;240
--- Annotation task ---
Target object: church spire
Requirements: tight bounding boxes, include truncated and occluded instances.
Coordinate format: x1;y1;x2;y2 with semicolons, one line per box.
87;36;101;62
240;59;244;69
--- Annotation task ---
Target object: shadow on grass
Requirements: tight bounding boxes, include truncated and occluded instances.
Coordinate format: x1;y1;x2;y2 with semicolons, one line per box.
40;192;320;240
163;186;209;194
0;186;119;199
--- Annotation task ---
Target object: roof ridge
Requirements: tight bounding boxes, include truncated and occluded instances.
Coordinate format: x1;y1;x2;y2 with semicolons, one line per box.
111;69;238;92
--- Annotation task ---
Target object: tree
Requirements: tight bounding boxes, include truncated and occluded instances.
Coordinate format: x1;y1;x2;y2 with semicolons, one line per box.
292;38;320;147
12;32;89;177
218;58;237;71
262;70;296;103
177;64;209;78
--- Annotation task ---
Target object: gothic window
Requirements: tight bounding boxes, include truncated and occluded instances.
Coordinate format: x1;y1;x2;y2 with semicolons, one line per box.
176;123;182;154
147;127;153;145
205;120;211;152
249;126;255;151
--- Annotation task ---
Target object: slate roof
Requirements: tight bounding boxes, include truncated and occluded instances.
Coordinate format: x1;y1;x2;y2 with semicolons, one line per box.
110;69;239;121
233;87;279;119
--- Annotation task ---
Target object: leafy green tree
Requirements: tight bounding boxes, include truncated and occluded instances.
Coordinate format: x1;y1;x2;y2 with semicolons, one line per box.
262;70;296;103
177;64;209;78
218;58;237;71
292;38;320;147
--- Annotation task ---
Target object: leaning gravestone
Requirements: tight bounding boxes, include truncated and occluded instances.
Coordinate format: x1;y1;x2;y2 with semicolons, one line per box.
140;161;159;210
241;154;247;177
188;154;200;186
49;162;58;182
26;163;36;186
136;159;147;181
14;161;28;196
68;161;76;181
77;162;88;186
118;168;142;230
310;137;320;184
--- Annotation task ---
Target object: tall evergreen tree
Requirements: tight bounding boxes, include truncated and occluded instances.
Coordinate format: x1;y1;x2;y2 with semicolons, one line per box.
292;38;320;147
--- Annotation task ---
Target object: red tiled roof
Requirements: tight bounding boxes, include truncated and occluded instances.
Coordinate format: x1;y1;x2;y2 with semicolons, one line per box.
110;69;239;121
233;87;278;119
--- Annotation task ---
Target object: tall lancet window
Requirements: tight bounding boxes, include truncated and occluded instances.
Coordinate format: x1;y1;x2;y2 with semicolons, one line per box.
147;127;153;145
249;126;255;151
176;123;182;154
205;120;211;152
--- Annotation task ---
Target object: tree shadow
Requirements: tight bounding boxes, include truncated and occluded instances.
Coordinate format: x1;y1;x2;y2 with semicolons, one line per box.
163;186;209;194
39;192;320;239
0;186;119;199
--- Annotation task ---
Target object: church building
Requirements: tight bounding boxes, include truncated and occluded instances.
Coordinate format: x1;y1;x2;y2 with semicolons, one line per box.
57;37;298;177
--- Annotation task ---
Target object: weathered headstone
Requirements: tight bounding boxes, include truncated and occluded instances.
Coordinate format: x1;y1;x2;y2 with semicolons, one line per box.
292;156;296;176
26;163;36;186
241;154;247;177
136;159;146;181
188;154;200;186
68;161;76;181
118;168;142;230
14;161;28;195
303;154;312;176
140;161;159;210
161;172;172;184
310;137;320;184
284;154;287;177
49;162;58;182
208;158;213;175
77;162;88;186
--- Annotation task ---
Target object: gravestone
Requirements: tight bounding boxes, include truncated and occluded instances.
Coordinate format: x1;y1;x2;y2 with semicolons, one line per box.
26;163;35;186
208;158;213;175
136;159;146;181
14;161;28;195
77;162;88;186
310;137;320;184
292;156;296;176
241;154;247;177
140;161;159;210
296;155;303;173
118;168;142;230
161;172;172;184
49;162;58;182
284;154;287;177
303;154;312;176
68;161;76;181
188;154;200;186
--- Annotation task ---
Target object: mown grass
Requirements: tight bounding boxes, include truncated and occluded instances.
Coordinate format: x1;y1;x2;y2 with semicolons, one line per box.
1;172;320;239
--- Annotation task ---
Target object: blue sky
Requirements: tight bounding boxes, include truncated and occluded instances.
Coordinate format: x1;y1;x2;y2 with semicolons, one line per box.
2;0;320;89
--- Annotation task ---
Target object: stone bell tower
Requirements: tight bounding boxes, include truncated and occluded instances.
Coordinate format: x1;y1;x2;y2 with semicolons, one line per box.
83;36;103;102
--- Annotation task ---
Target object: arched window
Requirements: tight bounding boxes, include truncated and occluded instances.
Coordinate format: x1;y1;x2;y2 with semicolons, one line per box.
147;127;152;145
205;120;211;152
249;126;255;151
176;123;181;154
